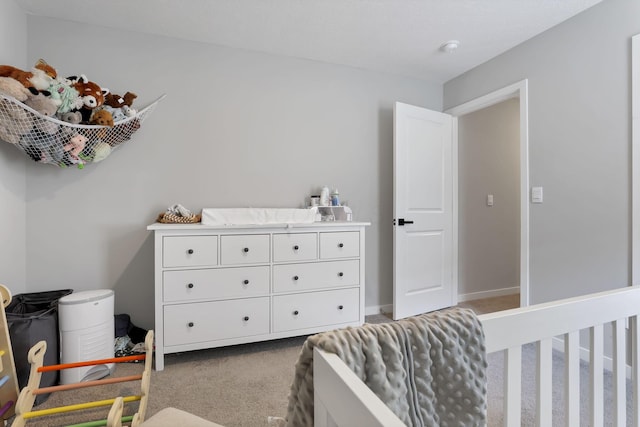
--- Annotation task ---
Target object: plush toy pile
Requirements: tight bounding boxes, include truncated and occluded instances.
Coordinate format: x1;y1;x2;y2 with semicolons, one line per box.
0;59;143;168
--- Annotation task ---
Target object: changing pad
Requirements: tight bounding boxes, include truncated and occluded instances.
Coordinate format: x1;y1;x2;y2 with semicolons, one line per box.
201;208;317;226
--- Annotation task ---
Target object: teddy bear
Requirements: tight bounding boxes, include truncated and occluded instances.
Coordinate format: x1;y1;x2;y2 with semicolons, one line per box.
0;78;36;144
90;109;114;127
24;93;59;135
19;93;64;163
0;76;32;102
0;59;57;95
0;99;32;144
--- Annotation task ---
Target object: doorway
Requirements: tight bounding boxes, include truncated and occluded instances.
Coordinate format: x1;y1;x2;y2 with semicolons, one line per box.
446;80;530;308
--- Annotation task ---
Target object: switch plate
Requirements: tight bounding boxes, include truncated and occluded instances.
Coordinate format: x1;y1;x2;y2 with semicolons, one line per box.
531;187;543;203
487;194;494;206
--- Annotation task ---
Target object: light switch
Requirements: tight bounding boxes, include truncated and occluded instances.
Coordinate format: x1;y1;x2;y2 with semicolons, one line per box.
487;194;494;206
531;187;543;203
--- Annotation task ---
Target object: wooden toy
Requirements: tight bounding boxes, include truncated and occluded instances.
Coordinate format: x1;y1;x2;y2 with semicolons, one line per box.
11;330;153;427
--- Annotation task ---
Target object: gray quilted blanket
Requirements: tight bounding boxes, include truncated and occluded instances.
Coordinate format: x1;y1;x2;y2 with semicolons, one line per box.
283;307;487;427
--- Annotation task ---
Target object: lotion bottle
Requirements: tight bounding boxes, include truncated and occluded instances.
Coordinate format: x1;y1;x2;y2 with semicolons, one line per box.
320;186;330;206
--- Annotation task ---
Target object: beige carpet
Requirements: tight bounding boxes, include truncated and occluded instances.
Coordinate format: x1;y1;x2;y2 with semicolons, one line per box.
10;296;520;427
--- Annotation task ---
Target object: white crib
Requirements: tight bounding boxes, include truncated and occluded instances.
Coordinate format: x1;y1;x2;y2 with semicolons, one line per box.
314;286;640;426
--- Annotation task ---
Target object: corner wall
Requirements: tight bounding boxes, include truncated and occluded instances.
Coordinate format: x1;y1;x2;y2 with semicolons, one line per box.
445;0;639;303
0;0;27;295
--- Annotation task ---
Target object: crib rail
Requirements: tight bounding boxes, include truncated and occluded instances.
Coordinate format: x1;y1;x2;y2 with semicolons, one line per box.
479;285;640;427
313;286;640;427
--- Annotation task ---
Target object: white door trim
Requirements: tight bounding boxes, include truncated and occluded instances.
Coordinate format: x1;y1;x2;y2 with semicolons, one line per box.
445;79;530;306
632;34;640;285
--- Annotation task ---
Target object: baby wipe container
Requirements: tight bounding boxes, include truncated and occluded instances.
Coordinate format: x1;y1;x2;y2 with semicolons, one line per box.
59;289;115;384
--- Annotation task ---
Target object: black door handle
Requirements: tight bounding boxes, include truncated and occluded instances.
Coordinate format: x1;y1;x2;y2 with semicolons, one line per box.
397;218;414;226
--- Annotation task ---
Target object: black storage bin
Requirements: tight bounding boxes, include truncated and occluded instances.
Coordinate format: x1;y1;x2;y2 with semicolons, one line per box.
6;289;73;405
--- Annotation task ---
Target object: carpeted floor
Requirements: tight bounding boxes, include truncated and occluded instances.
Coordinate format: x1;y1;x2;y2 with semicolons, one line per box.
12;294;630;427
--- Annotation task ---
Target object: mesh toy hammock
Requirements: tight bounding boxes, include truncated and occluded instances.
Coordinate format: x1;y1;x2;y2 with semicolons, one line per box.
0;93;165;168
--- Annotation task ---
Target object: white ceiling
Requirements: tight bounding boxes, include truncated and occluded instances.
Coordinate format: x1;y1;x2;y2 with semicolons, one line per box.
16;0;603;83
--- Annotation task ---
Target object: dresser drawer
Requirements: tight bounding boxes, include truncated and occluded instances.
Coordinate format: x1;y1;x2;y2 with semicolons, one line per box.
273;233;318;262
164;297;270;346
220;234;270;265
273;288;359;333
163;236;218;268
273;260;359;293
320;232;360;259
163;266;270;302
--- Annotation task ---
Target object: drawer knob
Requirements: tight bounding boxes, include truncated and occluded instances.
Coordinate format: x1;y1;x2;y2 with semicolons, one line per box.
338;243;344;248
187;249;194;254
243;247;250;253
293;245;299;250
243;279;250;285
338;272;344;277
188;322;194;327
187;283;194;289
243;316;250;322
293;275;299;281
293;310;299;316
338;305;344;310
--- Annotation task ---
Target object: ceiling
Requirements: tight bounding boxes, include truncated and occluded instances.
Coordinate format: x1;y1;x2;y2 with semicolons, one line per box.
16;0;603;83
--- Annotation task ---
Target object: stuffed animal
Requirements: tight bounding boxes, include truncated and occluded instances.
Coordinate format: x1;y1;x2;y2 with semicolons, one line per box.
104;91;137;108
0;76;32;102
20;127;65;163
46;78;83;114
0;98;32;144
63;133;87;161
104;117;140;146
90;109;114;127
69;74;108;116
24;93;59;135
0;59;57;94
56;111;82;124
92;141;112;163
99;105;127;122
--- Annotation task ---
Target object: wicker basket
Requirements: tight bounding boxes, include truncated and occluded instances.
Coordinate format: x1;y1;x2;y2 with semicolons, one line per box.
157;212;202;224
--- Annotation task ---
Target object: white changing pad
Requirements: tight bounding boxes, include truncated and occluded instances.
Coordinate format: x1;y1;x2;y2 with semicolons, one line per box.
201;208;317;226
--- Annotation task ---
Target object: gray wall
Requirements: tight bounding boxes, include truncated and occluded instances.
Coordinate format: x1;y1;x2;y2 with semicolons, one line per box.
445;0;638;303
23;16;442;329
0;0;27;295
458;98;520;298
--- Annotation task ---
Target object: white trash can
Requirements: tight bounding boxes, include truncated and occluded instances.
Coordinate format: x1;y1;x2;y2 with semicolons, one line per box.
59;289;115;384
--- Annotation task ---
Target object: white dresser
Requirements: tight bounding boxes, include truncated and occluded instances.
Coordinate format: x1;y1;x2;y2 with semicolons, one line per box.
147;221;369;370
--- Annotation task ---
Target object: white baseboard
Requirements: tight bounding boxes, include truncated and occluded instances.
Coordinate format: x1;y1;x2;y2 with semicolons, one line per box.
365;304;393;316
366;285;519;317
551;336;632;379
458;286;520;302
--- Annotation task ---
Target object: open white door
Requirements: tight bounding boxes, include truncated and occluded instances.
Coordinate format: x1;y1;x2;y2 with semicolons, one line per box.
393;102;455;320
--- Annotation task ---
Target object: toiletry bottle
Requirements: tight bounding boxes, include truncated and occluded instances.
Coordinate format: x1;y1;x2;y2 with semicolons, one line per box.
320;186;330;206
331;189;340;206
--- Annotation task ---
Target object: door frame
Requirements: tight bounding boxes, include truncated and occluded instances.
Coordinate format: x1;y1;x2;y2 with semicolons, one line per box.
445;79;530;307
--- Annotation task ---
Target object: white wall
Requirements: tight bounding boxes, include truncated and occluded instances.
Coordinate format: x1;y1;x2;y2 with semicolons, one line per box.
0;0;27;295
23;16;442;328
445;0;638;303
458;98;520;299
